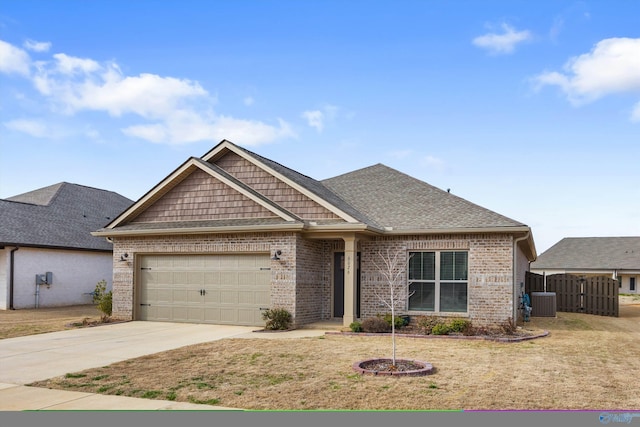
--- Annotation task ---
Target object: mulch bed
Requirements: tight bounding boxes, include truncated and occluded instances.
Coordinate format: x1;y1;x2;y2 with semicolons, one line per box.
327;329;549;342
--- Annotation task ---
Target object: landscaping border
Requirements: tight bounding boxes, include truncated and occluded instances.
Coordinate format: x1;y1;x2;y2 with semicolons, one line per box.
326;330;549;342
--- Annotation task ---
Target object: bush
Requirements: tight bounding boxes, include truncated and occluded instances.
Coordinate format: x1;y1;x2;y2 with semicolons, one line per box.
415;316;442;335
383;313;408;329
448;318;472;334
349;321;363;332
499;318;517;335
92;280;112;321
361;317;391;333
431;323;450;335
261;307;292;330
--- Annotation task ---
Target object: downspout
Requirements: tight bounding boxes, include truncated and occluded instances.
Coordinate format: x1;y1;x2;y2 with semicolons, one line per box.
9;247;19;310
513;231;531;324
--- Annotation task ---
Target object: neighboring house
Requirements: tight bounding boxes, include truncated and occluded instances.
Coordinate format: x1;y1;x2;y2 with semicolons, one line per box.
93;139;537;328
531;237;640;294
0;183;133;309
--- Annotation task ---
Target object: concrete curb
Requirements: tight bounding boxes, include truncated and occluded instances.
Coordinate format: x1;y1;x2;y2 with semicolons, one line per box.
325;330;550;342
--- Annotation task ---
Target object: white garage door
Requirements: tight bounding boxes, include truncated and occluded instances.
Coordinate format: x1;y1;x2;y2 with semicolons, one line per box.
138;254;271;326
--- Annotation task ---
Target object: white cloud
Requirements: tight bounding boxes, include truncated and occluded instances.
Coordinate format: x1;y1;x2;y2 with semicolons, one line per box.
631;102;640;123
302;110;324;132
244;96;255;106
301;104;340;132
549;16;564;42
52;53;100;75
533;38;640;120
389;149;413;159
534;38;640;103
422;155;445;171
123;113;295;146
23;39;51;52
472;23;532;55
0;40;30;75
0;39;294;145
210;116;295;146
3;119;48;137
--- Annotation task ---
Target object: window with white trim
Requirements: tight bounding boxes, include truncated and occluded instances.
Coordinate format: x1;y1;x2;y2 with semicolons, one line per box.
408;251;468;313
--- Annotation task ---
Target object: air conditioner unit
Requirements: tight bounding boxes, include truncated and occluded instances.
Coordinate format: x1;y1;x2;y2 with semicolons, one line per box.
531;292;556;317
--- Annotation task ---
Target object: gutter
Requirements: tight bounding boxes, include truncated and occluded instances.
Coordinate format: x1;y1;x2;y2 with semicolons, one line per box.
513;231;531;324
382;225;533;236
9;247;19;310
91;222;306;237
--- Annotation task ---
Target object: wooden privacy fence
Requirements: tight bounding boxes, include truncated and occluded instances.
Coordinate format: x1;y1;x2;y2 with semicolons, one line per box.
525;272;619;317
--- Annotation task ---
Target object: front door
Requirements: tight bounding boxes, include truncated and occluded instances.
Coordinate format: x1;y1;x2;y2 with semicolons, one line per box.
333;252;360;318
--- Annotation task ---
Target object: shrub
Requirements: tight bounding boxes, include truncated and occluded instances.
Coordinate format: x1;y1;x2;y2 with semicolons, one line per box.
349;321;363;332
499;318;517;335
415;316;442;335
431;323;450;335
92;280;112;321
448;318;472;334
383;313;408;329
261;308;292;330
361;317;391;333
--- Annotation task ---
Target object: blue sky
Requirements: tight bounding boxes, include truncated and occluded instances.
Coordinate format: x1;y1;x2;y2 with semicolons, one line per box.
1;0;639;254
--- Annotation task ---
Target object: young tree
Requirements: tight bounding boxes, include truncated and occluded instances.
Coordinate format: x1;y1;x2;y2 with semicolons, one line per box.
92;279;112;322
370;247;414;366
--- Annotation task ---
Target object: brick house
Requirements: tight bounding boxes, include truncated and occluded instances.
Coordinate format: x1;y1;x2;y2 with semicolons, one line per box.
93;140;537;328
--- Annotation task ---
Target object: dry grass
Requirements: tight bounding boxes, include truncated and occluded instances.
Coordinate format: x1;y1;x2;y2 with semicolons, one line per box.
26;297;640;410
0;305;103;339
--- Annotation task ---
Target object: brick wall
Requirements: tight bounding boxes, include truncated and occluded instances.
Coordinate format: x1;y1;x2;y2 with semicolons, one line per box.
293;236;326;325
111;232;519;328
111;232;299;322
358;234;516;327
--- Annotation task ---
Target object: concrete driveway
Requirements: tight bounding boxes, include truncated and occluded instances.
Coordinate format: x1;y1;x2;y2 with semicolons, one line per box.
0;320;330;411
0;321;257;385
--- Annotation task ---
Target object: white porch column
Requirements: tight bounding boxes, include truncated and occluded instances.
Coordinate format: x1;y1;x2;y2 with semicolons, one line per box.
343;234;359;327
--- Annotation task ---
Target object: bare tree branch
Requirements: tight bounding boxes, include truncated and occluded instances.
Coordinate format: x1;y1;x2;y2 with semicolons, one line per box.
370;247;414;365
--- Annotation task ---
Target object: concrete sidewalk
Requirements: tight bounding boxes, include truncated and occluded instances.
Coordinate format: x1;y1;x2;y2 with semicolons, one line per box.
0;321;333;411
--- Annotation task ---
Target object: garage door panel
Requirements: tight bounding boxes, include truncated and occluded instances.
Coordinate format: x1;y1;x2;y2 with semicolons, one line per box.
238;291;254;304
187;271;204;286
171;306;188;322
205;272;220;285
171;289;187;304
154;272;171;285
220;308;237;323
187;307;204;322
203;307;221;323
204;290;220;304
171;271;187;285
155;289;173;304
237;309;257;325
254;290;270;306
138;254;271;326
257;271;270;284
155;306;173;321
188;256;205;268
220;272;238;285
220;290;238;304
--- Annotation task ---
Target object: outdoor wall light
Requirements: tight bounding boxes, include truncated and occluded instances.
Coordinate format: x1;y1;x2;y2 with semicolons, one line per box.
272;250;282;261
119;253;130;262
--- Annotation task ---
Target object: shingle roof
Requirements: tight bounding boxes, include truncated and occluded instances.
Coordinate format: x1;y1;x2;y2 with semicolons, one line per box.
322;164;527;230
232;144;376;225
1;183;133;251
531;237;640;270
